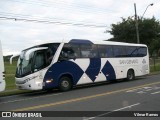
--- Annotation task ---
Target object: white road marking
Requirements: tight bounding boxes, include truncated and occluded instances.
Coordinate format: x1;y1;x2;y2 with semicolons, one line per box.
84;103;140;120
126;86;160;94
137;91;146;94
145;89;153;91
126;87;152;93
126;88;143;92
0;93;62;104
151;91;160;95
143;87;152;89
154;86;160;90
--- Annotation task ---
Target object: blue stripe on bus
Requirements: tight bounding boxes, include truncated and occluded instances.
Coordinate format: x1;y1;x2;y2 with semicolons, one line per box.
43;61;84;89
85;58;101;82
101;61;116;80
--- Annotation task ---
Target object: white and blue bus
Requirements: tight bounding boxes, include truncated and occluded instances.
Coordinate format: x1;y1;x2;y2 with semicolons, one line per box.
13;39;149;91
0;40;5;92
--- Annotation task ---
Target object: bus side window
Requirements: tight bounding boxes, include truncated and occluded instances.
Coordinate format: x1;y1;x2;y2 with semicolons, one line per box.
126;46;137;57
80;44;98;58
46;43;60;65
70;44;81;58
113;46;126;57
34;51;46;71
137;47;147;57
59;43;80;61
91;45;98;58
46;48;53;65
59;48;70;60
106;45;114;57
98;45;113;58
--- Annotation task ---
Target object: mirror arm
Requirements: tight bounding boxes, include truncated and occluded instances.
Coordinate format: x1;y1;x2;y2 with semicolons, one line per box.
10;54;20;64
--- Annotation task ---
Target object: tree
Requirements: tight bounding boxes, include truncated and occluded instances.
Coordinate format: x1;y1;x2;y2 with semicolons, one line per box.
149;38;160;57
107;17;160;56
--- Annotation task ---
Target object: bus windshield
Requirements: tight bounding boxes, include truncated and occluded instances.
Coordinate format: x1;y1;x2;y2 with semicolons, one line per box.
16;43;60;78
16;51;33;77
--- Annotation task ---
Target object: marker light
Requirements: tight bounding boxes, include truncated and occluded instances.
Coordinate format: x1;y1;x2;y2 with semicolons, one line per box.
46;79;53;83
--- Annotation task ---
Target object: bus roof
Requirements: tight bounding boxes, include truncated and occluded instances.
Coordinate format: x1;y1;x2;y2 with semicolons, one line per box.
26;39;147;50
69;39;147;47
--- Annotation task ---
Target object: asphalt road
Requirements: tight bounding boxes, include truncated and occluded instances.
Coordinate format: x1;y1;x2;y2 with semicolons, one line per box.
1;74;160;120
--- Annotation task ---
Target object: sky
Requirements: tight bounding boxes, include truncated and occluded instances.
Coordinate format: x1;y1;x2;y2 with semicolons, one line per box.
0;0;160;55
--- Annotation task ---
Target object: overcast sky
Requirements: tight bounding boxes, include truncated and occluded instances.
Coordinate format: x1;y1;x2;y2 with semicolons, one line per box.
0;0;160;55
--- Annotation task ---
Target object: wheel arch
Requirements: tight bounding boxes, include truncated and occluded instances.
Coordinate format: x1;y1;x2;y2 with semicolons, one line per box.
59;73;74;85
126;68;135;80
126;68;135;77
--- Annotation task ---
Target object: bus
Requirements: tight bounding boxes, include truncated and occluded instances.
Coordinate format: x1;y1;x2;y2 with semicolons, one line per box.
12;39;149;91
0;40;5;92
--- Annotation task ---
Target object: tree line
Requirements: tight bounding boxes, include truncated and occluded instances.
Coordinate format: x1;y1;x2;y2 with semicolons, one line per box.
107;17;160;57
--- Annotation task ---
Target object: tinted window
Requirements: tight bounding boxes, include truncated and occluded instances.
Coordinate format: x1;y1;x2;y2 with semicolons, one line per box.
137;47;147;57
113;46;126;57
34;51;46;70
98;45;113;58
126;46;137;57
49;44;60;54
60;43;80;59
70;44;81;58
46;43;60;65
80;44;98;58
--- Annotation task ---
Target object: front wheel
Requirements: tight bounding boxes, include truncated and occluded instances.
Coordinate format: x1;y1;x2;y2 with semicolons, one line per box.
127;70;135;80
59;76;72;91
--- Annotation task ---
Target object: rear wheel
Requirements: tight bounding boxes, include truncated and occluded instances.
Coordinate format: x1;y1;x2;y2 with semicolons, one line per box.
127;69;135;80
59;76;72;91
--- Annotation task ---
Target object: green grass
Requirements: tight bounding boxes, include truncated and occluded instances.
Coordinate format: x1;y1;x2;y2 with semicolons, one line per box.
5;74;16;90
150;58;160;72
150;63;160;72
4;61;17;90
5;62;17;74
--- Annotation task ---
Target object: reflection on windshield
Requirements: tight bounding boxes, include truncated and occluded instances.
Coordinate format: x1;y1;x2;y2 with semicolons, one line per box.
16;51;33;77
16;43;60;78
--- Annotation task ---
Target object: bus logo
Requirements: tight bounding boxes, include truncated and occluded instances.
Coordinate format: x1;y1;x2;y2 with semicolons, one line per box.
142;59;146;64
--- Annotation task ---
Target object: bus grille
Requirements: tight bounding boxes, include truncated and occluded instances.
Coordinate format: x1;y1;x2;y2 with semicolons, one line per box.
16;80;26;84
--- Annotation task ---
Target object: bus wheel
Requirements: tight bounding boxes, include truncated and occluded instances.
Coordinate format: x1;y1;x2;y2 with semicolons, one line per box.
127;69;135;80
59;76;72;91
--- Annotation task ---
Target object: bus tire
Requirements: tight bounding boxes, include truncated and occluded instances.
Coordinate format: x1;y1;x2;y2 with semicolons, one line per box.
59;76;72;91
127;69;135;80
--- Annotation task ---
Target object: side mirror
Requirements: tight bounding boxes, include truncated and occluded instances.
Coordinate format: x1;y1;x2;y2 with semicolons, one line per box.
10;54;20;64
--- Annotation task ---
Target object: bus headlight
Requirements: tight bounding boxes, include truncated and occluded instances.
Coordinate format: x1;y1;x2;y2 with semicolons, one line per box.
35;81;41;85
